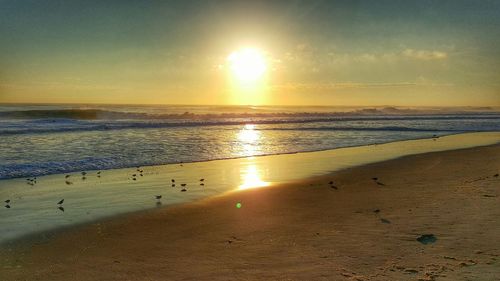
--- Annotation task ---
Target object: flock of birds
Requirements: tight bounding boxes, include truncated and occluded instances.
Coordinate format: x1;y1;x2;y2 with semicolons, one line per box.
0;134;451;210
3;166;208;211
3;167;389;210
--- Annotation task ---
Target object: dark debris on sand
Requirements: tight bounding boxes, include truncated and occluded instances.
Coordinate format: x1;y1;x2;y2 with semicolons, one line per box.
417;234;437;244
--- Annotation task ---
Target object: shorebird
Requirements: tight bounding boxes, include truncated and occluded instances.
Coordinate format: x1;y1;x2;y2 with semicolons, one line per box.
328;181;333;185
155;195;162;200
58;206;65;212
65;181;72;185
171;184;175;187
65;175;71;178
200;183;205;186
171;179;175;183
57;199;64;205
371;177;378;181
494;173;499;177
5;205;11;209
81;172;87;176
181;183;187;187
4;199;10;204
200;178;205;182
181;188;187;192
132;174;136;177
380;218;391;224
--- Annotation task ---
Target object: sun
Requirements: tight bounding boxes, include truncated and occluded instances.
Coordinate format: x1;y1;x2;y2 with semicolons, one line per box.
227;48;267;82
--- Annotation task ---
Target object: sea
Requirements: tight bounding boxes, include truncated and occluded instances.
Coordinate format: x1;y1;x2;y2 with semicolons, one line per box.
1;104;499;180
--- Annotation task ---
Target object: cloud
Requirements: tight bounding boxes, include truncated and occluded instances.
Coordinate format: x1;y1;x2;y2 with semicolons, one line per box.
273;81;418;91
273;78;454;91
310;48;449;67
402;49;448;60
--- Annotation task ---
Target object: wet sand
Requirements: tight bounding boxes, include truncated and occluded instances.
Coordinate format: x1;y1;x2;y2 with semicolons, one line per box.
1;144;499;280
1;132;499;245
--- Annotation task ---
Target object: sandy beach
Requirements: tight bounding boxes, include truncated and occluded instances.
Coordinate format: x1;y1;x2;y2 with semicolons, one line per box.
2;1;500;280
1;143;499;280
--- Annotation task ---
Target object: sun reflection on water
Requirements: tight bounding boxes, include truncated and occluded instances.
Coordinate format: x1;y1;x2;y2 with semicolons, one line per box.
236;124;269;189
237;124;262;156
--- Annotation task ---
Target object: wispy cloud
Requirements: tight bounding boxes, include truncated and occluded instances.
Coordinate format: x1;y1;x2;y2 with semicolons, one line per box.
273;79;453;91
402;49;448;60
273;81;417;91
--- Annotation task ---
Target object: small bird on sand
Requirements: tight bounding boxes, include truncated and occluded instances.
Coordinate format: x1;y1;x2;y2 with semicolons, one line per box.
380;218;391;224
181;183;187;187
57;199;64;205
181;188;187;192
132;174;136;177
171;179;175;183
132;178;137;181
494;173;499;177
155;195;162;200
328;181;334;185
58;206;65;212
4;199;10;204
5;205;11;209
371;177;378;181
330;185;338;190
376;181;385;186
65;181;72;185
373;209;380;213
200;178;205;182
200;183;204;186
81;172;87;176
171;184;175;187
65;175;71;178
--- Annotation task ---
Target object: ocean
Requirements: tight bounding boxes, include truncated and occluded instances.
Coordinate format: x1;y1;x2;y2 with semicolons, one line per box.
1;104;499;180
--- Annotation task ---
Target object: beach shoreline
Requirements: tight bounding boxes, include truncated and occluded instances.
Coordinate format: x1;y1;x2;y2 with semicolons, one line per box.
1;141;500;280
1;132;499;246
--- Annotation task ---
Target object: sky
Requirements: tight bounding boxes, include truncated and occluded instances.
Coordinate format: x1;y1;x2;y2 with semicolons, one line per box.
0;0;499;106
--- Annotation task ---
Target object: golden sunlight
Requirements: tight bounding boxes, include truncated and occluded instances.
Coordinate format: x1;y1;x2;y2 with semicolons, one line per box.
227;48;267;83
226;48;269;105
236;124;262;156
238;163;270;190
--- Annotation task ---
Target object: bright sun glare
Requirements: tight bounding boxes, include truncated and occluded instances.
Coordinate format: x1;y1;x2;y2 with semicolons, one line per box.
227;48;267;82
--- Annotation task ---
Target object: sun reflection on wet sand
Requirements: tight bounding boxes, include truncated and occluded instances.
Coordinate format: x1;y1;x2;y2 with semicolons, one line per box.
238;162;270;190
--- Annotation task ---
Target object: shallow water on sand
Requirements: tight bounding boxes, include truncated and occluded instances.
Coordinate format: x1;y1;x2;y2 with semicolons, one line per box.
0;132;499;245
